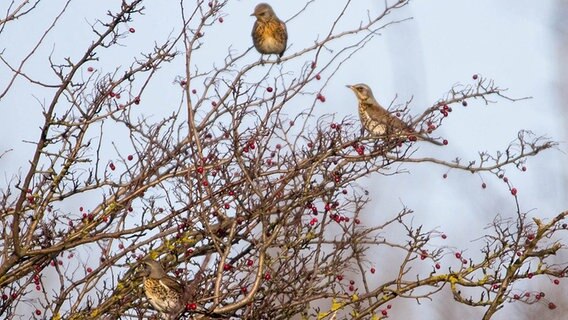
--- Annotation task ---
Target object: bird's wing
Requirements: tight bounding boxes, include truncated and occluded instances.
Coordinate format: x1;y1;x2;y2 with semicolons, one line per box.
251;21;259;38
366;104;412;132
160;276;184;294
279;20;288;43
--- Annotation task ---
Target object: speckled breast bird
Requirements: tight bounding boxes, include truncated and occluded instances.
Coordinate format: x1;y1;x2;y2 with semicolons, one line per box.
347;83;443;146
141;258;185;319
251;3;287;60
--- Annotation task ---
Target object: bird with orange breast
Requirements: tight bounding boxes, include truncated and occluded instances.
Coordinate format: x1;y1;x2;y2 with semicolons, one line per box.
251;3;288;62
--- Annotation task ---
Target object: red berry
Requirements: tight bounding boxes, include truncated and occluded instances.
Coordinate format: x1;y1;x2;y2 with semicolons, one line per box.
316;93;326;102
223;264;232;271
311;61;316;69
87;67;94;72
481;182;487;189
513;294;520;299
443;139;448;145
196;166;204;174
348;285;355;291
441;234;447;239
336;275;343;281
370;267;375;274
553;279;560;285
527;273;533;279
211;101;217;107
246;259;254;266
462;100;468;107
521;166;527;172
381;310;387;316
241;286;248;294
219;17;224;23
511;188;517;196
191;89;197;94
109;163;115;171
133;96;140;104
354;218;360;224
442;173;448;179
315;74;321;80
86;267;93;273
473;74;478;80
266;87;273;92
455;252;462;259
35;310;41;316
202;180;209;187
435;263;441;269
127;155;134;161
527;233;535;240
186;303;197;310
264;272;271;281
548;302;557;310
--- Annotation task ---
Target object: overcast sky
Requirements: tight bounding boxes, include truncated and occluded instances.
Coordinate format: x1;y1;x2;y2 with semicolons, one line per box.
0;1;566;319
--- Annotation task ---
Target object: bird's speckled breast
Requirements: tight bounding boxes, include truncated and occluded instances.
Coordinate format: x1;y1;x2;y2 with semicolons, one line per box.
144;278;178;312
253;20;286;54
359;105;386;135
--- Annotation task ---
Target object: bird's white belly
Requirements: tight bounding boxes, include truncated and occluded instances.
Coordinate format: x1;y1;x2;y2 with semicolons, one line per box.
263;37;282;51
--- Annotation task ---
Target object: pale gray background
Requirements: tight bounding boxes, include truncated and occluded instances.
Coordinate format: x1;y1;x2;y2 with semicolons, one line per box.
0;1;566;319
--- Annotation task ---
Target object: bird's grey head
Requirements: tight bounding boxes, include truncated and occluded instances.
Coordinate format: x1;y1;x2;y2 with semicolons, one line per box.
346;83;376;103
141;258;167;278
251;3;277;21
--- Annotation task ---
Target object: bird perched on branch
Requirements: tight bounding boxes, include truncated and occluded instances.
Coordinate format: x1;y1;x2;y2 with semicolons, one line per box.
346;83;443;146
251;3;287;62
141;258;185;319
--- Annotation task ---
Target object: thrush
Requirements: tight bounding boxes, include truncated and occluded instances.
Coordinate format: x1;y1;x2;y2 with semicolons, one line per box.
141;258;185;319
251;3;287;61
346;83;443;146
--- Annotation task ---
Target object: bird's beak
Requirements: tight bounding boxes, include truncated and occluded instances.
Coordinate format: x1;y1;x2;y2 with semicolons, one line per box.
250;13;255;17
346;85;353;90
